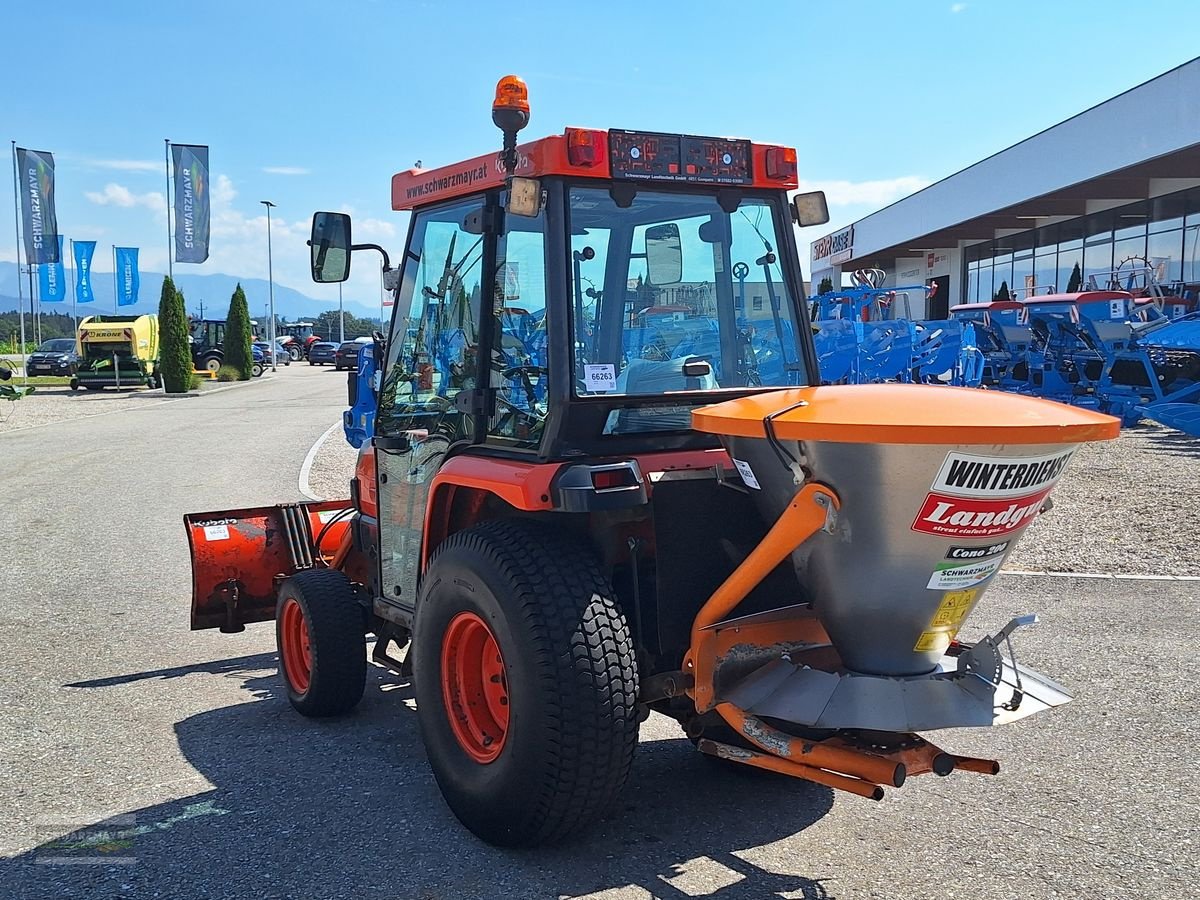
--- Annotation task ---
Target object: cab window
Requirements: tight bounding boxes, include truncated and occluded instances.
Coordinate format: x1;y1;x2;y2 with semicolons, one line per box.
488;208;548;449
377;197;485;442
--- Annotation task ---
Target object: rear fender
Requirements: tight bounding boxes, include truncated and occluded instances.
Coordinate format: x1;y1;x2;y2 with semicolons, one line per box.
184;499;354;631
421;457;560;571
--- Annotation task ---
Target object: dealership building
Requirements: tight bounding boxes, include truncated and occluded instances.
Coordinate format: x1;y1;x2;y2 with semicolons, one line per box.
809;57;1200;320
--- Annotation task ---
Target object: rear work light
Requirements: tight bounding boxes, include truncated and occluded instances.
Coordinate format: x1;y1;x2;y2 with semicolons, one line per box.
765;146;797;180
566;128;604;167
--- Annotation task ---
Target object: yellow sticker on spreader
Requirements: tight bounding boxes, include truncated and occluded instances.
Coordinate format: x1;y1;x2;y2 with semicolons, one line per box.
914;589;980;652
930;588;978;628
913;631;952;653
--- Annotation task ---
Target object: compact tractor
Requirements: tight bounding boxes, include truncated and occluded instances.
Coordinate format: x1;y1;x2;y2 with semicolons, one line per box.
186;76;1120;847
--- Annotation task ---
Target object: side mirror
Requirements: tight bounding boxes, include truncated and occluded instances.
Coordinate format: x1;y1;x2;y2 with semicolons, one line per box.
645;223;682;285
309;212;352;283
792;191;830;228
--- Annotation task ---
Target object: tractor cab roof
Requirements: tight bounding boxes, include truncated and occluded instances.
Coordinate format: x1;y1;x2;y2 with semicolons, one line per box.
392;128;800;211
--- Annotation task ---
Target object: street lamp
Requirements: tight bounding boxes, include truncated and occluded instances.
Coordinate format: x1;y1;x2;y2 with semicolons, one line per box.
338;282;345;343
260;200;277;372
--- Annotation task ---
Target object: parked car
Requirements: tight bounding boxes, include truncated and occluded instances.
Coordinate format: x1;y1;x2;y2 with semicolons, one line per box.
27;338;80;376
334;338;373;371
276;337;302;362
307;342;338;366
254;341;290;367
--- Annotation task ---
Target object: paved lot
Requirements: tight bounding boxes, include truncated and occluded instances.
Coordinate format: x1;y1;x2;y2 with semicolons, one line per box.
1;366;1197;899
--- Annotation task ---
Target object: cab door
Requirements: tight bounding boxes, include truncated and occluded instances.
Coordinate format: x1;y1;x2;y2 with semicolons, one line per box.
374;195;489;611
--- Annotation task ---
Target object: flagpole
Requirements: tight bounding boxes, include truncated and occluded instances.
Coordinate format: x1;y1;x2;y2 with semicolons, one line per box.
164;139;173;281
112;245;118;315
10;140;27;380
69;238;77;329
31;263;40;344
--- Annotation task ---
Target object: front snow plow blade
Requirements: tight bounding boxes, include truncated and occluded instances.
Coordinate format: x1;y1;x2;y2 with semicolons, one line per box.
687;384;1120;797
185;500;353;632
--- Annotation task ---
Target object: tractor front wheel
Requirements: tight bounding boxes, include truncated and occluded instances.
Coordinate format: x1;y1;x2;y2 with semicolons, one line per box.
276;570;366;717
413;520;639;847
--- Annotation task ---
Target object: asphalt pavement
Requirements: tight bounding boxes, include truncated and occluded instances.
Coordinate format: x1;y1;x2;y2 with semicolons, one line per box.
0;365;1196;899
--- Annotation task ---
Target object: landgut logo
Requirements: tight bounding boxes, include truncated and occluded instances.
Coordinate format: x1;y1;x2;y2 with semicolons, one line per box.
912;487;1052;539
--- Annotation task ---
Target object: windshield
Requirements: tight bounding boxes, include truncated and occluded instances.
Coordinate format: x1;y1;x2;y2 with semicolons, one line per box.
569;188;806;409
39;339;76;353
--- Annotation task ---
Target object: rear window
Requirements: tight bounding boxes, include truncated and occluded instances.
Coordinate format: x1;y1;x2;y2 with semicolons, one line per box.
339;342;360;351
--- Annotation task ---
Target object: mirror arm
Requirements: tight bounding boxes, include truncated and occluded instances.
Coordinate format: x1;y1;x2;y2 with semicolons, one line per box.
351;243;391;271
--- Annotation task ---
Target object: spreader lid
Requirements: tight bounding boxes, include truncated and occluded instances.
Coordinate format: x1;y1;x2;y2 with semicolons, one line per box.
692;385;1121;445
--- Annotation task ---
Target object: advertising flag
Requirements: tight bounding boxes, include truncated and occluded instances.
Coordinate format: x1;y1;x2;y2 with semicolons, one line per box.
38;236;67;302
171;144;210;263
16;148;60;264
115;247;140;307
74;240;97;305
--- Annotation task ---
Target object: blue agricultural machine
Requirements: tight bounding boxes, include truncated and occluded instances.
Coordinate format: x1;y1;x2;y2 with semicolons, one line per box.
809;271;983;387
948;285;1200;436
809;261;1200;437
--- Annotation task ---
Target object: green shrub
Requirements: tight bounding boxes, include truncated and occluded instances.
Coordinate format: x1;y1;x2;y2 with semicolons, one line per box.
224;285;254;380
216;365;240;383
158;277;193;394
817;276;834;294
1066;262;1082;293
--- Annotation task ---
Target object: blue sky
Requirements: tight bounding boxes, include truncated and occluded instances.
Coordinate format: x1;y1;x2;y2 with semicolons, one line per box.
2;0;1197;309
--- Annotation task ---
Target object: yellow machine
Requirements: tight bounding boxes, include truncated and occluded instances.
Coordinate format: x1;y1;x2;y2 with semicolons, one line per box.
73;315;161;391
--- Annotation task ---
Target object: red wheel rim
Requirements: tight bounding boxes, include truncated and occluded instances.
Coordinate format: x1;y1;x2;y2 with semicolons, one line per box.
441;612;509;764
280;597;313;694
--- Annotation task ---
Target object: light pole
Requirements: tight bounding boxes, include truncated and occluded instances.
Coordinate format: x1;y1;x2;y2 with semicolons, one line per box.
338;282;345;343
260;200;277;371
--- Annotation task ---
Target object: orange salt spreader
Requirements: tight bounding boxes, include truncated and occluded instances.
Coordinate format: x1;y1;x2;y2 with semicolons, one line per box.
684;383;1118;794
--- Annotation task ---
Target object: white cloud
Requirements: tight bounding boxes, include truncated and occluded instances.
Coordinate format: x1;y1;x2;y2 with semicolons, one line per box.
212;173;237;205
262;166;311;176
89;159;160;172
85;183;167;212
950;3;967;11
798;175;929;207
355;218;397;240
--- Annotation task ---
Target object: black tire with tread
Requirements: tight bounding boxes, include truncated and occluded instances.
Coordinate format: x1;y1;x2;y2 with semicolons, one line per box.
276;569;366;717
413;519;639;847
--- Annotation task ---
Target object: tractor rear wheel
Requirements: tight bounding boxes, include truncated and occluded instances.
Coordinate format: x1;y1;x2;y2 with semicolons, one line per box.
276;569;366;717
413;520;639;847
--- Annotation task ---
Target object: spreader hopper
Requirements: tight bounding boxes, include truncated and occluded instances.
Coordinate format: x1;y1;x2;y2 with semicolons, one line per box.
684;385;1119;796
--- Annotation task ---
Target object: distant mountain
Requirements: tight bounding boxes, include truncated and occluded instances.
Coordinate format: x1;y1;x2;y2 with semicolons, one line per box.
0;262;383;323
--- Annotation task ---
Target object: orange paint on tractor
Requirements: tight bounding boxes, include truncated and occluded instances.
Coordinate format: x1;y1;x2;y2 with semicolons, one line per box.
391;129;799;211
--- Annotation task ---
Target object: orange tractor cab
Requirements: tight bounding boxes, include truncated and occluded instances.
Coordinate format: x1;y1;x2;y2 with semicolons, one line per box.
185;76;1120;847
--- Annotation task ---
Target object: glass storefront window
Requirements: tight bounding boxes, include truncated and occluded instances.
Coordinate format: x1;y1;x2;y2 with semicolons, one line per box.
977;265;992;302
1085;213;1114;244
1083;242;1113;288
1185;225;1200;284
951;191;1199;301
1057;245;1083;292
1012;255;1034;298
1034;253;1058;293
1114;219;1147;240
1113;234;1147;269
1147;229;1183;284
